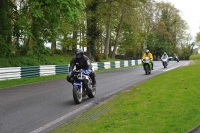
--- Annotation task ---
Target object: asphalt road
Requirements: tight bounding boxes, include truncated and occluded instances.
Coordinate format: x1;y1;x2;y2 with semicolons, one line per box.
0;60;189;133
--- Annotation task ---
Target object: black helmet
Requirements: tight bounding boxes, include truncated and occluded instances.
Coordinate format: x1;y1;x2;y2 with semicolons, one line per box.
145;49;150;54
75;48;84;58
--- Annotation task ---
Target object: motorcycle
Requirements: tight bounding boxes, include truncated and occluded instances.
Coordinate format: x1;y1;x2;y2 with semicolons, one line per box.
161;56;168;68
174;55;179;62
71;69;96;104
142;57;152;75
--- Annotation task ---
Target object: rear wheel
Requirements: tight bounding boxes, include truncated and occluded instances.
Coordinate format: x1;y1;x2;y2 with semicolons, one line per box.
73;85;82;104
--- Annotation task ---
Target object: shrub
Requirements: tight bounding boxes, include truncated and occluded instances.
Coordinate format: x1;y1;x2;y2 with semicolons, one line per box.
189;54;200;60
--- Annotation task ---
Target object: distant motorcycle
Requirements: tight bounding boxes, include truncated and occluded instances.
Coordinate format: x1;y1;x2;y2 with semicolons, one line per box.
71;69;96;104
161;56;168;68
174;55;179;62
142;57;152;75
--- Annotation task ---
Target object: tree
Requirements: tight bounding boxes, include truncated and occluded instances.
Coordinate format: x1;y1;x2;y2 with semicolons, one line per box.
180;33;195;59
86;0;99;61
0;0;85;57
196;32;200;42
103;0;112;59
0;0;15;57
28;0;85;55
147;1;187;57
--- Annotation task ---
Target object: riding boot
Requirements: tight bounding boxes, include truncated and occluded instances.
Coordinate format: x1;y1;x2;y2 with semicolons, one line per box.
91;78;96;87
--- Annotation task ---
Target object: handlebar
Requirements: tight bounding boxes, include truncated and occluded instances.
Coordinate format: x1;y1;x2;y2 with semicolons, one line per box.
73;69;90;75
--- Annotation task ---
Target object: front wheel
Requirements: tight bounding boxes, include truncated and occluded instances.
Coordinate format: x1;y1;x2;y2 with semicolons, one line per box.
163;62;167;68
86;80;96;98
73;85;82;104
144;65;149;75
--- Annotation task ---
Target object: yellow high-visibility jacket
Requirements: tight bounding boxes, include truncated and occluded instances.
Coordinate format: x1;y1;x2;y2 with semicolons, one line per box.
142;53;153;61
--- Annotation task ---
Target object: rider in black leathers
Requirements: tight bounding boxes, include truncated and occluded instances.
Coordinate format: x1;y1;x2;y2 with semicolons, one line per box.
174;53;179;61
66;48;96;87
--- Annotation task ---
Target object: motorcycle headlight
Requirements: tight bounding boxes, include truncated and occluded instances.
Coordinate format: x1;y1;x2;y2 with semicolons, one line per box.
77;74;86;80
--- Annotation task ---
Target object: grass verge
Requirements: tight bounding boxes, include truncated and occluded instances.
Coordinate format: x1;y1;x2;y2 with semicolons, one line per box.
51;60;200;133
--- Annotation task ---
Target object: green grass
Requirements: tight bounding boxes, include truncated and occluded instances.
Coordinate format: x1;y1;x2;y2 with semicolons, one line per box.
51;60;200;133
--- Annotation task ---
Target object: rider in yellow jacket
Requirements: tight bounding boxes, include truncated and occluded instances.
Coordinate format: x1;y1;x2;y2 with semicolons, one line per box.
142;49;154;70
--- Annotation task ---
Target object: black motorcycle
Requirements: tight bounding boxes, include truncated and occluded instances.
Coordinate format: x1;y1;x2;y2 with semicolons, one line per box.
174;55;179;62
71;69;96;104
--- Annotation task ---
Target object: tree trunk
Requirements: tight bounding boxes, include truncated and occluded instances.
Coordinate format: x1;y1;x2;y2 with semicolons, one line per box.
80;26;82;49
72;27;78;53
104;0;112;59
51;40;56;56
104;15;111;59
111;13;124;58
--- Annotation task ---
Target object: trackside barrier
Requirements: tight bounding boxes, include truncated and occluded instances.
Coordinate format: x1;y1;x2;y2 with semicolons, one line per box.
0;60;141;81
0;67;21;81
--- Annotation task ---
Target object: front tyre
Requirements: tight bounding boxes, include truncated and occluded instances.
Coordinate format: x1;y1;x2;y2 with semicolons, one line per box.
144;65;149;75
86;80;96;98
73;85;82;104
164;62;167;68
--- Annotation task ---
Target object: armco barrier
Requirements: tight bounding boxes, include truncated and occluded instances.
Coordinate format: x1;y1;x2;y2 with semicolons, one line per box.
0;67;21;81
0;59;141;81
21;66;40;78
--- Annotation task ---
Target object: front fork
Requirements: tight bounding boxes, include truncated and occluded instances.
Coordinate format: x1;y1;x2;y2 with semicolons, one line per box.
80;70;83;94
80;82;82;94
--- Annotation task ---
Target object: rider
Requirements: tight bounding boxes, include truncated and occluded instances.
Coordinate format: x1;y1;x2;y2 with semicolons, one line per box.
174;53;178;58
161;52;169;63
142;49;154;70
66;48;96;87
174;53;179;61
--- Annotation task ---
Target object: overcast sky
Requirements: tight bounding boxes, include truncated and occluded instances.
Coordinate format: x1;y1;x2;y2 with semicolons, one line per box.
157;0;200;40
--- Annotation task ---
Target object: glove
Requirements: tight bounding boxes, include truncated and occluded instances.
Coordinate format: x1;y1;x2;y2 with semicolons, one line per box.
68;71;72;76
86;69;92;74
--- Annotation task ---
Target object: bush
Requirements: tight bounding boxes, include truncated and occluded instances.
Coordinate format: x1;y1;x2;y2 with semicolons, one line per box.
20;56;40;66
0;58;12;67
7;58;23;67
0;54;73;68
189;54;200;60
